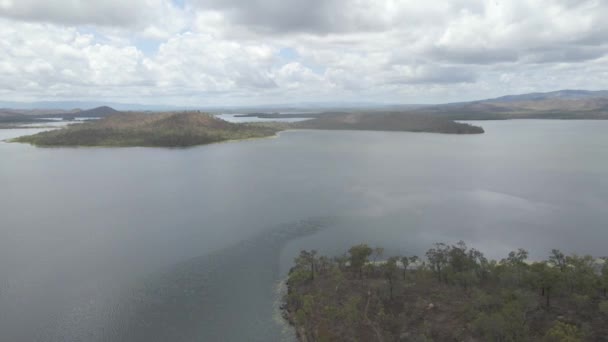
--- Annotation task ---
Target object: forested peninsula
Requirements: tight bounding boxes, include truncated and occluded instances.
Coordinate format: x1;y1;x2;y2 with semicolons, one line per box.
284;242;608;341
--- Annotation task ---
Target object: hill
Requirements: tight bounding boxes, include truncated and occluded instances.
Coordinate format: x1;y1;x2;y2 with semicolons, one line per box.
419;89;608;120
12;112;280;147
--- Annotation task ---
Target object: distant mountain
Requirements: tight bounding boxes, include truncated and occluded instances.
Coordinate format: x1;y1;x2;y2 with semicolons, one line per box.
484;89;608;103
45;106;122;119
0;101;185;111
0;106;122;123
421;89;608;120
3;89;608;121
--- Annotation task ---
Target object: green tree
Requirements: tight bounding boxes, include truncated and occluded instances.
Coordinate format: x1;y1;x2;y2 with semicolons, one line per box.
530;262;562;308
400;256;410;280
564;254;596;295
295;250;318;281
505;248;529;266
426;243;450;283
544;321;582;342
549;249;567;272
349;244;373;278
383;257;399;299
600;260;608;297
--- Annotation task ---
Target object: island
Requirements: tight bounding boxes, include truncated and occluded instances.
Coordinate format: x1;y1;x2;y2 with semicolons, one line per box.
284;242;608;341
293;112;484;134
12;110;484;148
12;112;280;147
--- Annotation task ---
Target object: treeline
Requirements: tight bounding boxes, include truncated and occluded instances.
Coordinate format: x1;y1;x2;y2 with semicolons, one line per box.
284;242;608;341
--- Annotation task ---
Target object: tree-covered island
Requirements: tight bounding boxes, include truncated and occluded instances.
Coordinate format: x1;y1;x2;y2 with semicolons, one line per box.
11;112;280;147
284;242;608;341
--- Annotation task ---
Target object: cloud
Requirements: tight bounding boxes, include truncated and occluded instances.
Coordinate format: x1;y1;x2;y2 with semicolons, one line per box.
0;0;608;105
0;0;148;26
386;65;477;85
0;0;188;39
190;0;388;34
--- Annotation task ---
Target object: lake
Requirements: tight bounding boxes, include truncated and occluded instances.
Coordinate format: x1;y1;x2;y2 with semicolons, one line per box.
1;120;607;341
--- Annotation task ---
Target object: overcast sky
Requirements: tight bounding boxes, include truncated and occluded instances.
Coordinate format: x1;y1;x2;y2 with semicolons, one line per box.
1;0;607;106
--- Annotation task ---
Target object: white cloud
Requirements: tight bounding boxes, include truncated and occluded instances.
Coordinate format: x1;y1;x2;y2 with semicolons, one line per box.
0;0;607;105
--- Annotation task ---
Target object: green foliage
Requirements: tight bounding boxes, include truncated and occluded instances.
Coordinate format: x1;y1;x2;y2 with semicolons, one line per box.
426;242;450;282
348;244;373;278
294;250;317;281
543;321;582;342
549;249;567;272
472;290;531;342
285;242;607;341
382;257;399;299
600;260;608;297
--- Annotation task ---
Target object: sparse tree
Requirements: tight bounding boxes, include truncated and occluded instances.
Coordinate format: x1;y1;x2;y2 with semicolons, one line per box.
503;248;529;285
600;259;608;297
383;257;399;299
531;262;562;308
349;244;373;278
506;248;529;266
295;250;318;281
549;249;567;272
372;247;384;263
400;256;410;280
426;243;450;283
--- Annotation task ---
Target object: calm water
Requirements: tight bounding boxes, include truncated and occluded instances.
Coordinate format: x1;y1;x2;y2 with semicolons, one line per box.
1;120;607;341
215;113;311;123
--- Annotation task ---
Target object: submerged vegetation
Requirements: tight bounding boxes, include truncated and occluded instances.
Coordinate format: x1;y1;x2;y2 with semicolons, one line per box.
12;112;280;147
284;242;608;341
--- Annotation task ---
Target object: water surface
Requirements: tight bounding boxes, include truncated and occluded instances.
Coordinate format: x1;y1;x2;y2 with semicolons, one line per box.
1;120;607;341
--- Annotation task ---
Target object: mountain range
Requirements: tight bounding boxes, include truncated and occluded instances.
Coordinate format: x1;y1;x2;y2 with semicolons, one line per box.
2;89;608;123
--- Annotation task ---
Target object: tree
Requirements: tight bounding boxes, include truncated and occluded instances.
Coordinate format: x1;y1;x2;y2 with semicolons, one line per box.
503;248;529;286
564;254;596;295
295;250;318;281
426;243;450;283
349;244;373;278
400;256;410;280
544;321;582;342
372;247;384;263
469;248;490;283
448;241;471;273
549;249;567;272
600;260;608;297
531;262;562;308
383;257;399;299
506;248;529;266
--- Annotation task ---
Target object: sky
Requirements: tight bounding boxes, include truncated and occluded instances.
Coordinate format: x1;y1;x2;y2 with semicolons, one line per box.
1;0;608;106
